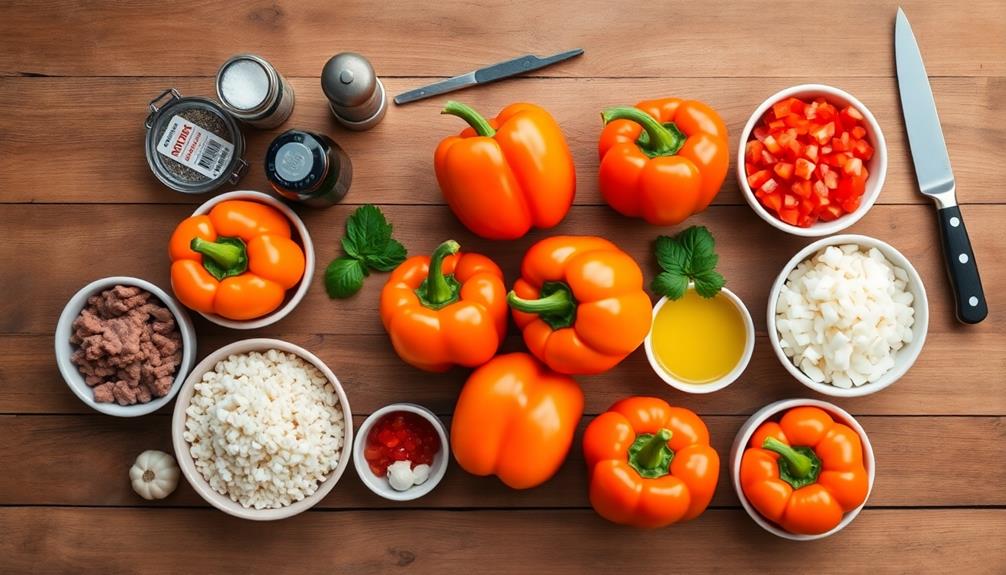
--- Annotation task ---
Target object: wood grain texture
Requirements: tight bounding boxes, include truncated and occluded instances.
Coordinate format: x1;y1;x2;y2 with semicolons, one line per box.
1;508;1003;575
0;414;1001;508
1;76;1003;205
1;0;1003;78
2;204;1001;337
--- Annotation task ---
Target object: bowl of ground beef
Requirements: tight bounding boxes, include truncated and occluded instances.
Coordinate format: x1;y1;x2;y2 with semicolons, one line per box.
55;276;197;416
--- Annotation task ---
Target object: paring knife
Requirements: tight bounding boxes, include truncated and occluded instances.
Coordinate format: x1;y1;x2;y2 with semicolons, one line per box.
895;8;987;324
394;49;584;105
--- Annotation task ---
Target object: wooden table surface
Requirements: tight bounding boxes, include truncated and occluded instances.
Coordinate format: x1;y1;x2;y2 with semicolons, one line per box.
1;1;1004;573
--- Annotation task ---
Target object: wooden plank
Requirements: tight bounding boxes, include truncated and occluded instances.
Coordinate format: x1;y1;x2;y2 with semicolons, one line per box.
5;331;1004;416
0;507;1002;574
1;76;1002;205
1;0;1003;78
0;415;1001;508
1;204;1002;338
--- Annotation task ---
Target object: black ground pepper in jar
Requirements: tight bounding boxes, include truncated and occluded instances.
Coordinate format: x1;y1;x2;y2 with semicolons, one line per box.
265;129;352;208
144;89;247;194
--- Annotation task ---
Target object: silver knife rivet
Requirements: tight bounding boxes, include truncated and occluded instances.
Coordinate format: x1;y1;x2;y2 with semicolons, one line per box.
969;296;979;307
959;253;969;264
950;216;960;227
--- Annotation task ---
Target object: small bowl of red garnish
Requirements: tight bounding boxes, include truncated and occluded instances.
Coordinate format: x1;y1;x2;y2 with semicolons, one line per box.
353;403;448;501
738;84;887;236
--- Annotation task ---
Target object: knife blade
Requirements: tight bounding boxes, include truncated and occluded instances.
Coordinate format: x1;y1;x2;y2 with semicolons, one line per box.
895;7;987;323
394;49;584;105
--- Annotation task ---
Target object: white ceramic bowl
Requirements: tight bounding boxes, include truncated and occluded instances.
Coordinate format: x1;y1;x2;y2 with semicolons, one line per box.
55;276;196;417
171;338;353;520
353;403;449;501
737;84;888;237
185;190;315;330
731;398;876;541
643;287;755;394
768;234;929;397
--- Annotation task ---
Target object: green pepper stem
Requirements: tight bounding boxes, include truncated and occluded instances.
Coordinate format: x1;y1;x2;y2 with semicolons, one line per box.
424;240;461;306
442;101;496;138
506;289;574;315
190;237;243;269
635;428;673;471
762;436;814;479
601;106;685;156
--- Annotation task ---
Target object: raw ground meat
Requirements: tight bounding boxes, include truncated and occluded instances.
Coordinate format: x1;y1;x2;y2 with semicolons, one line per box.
69;285;183;405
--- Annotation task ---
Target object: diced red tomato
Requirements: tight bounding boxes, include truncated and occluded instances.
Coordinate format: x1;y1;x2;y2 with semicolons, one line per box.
746;96;872;227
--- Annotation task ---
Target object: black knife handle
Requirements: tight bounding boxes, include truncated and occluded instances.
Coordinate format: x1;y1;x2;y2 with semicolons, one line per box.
937;205;987;323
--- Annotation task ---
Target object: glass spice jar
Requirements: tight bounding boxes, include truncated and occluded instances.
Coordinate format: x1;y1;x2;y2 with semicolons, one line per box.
143;88;247;194
265;129;352;208
216;54;295;129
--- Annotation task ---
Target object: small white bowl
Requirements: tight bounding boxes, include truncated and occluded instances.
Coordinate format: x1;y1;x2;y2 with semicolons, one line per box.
768;234;929;397
185;190;315;330
171;338;353;520
353;403;449;501
731;398;876;541
737;84;888;237
55;276;196;417
643;287;755;394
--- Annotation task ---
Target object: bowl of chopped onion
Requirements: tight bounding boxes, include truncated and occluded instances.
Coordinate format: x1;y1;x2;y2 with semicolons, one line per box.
767;235;928;397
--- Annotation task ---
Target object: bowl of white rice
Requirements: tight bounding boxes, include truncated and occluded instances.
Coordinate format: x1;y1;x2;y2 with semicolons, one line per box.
171;338;352;520
767;235;928;397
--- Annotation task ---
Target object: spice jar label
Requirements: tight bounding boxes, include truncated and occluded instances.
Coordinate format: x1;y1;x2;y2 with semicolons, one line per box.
156;114;235;180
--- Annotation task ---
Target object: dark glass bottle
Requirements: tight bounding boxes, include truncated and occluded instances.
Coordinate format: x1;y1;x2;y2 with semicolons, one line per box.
265;129;352;207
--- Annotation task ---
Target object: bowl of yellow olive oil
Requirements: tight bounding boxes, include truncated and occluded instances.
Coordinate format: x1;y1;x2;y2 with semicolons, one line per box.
644;286;755;394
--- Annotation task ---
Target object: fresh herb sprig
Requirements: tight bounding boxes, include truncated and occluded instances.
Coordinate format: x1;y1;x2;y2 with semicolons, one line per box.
651;226;725;300
325;205;407;299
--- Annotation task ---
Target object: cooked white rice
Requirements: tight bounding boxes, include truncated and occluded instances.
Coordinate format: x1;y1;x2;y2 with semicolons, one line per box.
183;349;345;509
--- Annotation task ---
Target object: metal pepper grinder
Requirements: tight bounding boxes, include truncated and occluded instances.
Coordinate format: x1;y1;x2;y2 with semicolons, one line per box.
321;53;387;131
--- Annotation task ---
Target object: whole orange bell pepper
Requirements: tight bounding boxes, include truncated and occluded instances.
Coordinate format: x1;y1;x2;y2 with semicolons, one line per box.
169;200;305;320
740;406;870;535
380;240;507;372
508;236;652;375
598;98;729;225
583;397;720;528
435;100;575;240
451;352;584;489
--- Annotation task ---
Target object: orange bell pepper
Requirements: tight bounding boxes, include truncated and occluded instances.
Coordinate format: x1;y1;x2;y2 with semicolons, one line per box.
168;200;305;320
740;406;870;535
508;236;652;375
598;98;729;225
583;397;720;528
380;240;507;372
435;101;575;240
451;352;584;489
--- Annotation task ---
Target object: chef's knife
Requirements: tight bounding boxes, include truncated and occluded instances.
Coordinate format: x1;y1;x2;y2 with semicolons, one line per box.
895;8;987;324
394;49;584;105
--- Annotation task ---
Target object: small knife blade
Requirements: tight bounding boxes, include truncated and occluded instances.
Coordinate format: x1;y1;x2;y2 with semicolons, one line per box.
394;49;583;105
895;7;987;323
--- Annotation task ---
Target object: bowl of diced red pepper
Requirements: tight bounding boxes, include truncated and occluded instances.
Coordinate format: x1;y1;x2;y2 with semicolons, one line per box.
738;84;887;236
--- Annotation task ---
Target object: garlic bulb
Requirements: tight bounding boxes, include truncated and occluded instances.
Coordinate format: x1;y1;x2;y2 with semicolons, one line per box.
129;450;180;500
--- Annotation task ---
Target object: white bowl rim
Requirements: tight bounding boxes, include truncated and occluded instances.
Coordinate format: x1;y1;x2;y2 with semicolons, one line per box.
352;403;450;502
767;234;929;397
643;286;755;394
736;83;889;237
171;338;353;520
186;190;315;330
730;398;876;541
54;276;196;417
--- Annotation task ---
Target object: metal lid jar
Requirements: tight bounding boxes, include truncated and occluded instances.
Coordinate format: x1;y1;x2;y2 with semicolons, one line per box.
265;129;352;208
144;88;247;194
216;54;295;129
321;53;387;131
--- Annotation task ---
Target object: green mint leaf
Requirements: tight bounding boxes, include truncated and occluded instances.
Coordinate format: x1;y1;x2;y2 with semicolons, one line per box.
689;253;719;276
693;269;726;298
677;226;715;264
654;235;688;275
345;205;393;257
325;257;366;299
363;238;407;272
651;271;689;301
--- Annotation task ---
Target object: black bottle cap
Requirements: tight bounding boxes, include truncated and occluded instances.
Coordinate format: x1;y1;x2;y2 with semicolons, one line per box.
265;130;329;193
